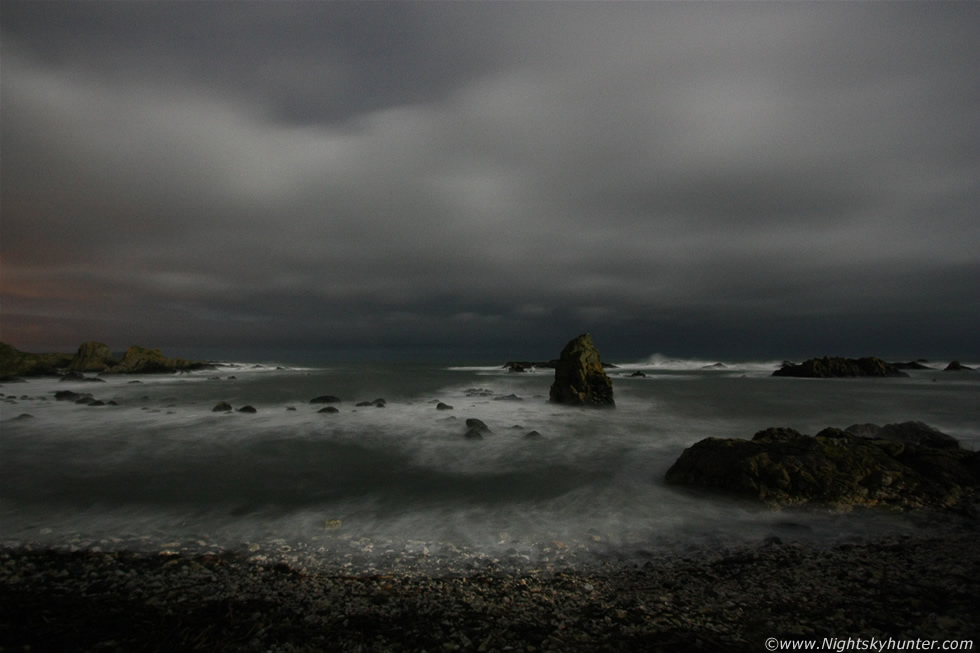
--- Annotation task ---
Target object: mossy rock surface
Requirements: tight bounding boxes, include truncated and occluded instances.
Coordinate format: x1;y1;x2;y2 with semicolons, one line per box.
68;342;118;372
665;425;979;510
0;342;72;377
773;356;908;378
109;346;210;374
548;334;614;407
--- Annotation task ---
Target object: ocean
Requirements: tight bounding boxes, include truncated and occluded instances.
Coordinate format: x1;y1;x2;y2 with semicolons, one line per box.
2;357;978;571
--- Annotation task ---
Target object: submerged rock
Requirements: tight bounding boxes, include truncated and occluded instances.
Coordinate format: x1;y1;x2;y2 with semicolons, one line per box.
772;356;908;378
212;402;233;412
310;395;341;404
436;402;453;411
945;360;974;371
59;371;104;382
549;334;615;407
892;360;935;370
665;424;979;510
237;405;257;414
465;418;491;434
318;406;340;414
54;390;91;402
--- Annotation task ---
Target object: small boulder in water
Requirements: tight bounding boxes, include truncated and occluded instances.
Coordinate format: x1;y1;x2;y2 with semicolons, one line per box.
318;406;339;414
237;405;257;414
524;430;543;440
945;360;973;371
356;398;386;407
310;395;341;404
494;394;524;402
773;357;907;378
60;371;105;382
465;418;491;434
464;428;485;440
436;402;453;410
212;402;233;412
54;390;90;401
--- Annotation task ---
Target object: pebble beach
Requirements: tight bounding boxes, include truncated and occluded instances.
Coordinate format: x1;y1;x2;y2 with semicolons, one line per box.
2;520;978;653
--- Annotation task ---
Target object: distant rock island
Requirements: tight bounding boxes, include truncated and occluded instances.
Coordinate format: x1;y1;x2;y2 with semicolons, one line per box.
0;341;213;378
773;356;908;378
548;333;615;407
665;421;979;511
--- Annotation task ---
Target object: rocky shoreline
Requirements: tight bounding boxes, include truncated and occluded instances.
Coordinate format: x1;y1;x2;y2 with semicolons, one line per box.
2;524;978;652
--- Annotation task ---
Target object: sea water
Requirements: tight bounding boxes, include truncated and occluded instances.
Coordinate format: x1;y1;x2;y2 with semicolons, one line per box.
1;358;977;567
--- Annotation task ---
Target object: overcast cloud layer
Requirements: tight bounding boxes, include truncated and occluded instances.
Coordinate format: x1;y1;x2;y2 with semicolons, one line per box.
2;2;978;362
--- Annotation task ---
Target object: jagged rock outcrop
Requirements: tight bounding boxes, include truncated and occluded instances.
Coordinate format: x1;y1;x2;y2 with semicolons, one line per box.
892;360;934;370
0;342;72;378
68;342;118;372
665;423;979;511
772;356;908;378
945;361;974;371
1;341;209;377
109;346;210;374
549;334;615;407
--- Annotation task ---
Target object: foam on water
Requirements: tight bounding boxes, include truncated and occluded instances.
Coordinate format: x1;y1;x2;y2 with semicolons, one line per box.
2;362;978;567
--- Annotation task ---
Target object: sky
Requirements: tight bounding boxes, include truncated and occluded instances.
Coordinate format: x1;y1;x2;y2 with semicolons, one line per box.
2;1;978;363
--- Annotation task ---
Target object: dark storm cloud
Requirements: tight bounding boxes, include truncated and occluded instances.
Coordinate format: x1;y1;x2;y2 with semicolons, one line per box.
2;2;978;359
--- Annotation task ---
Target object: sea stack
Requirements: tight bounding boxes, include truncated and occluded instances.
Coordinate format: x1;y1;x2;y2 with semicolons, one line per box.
68;341;118;372
549;333;615;407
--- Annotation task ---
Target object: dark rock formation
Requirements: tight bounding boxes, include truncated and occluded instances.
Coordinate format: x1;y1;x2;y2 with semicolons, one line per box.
110;346;211;374
772;356;908;378
503;360;559;371
493;394;523;402
549;334;615;407
436;402;453;411
318;406;340;414
945;361;974;371
54;390;92;402
68;342;118;372
212;402;233;412
892;361;935;370
629;371;647;378
465;418;491;434
310;395;341;404
665;424;978;510
845;421;960;450
59;371;105;382
237;406;257;414
0;342;72;377
355;398;386;407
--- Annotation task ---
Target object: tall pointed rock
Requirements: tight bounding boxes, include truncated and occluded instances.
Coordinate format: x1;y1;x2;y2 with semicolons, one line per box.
549;333;615;407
